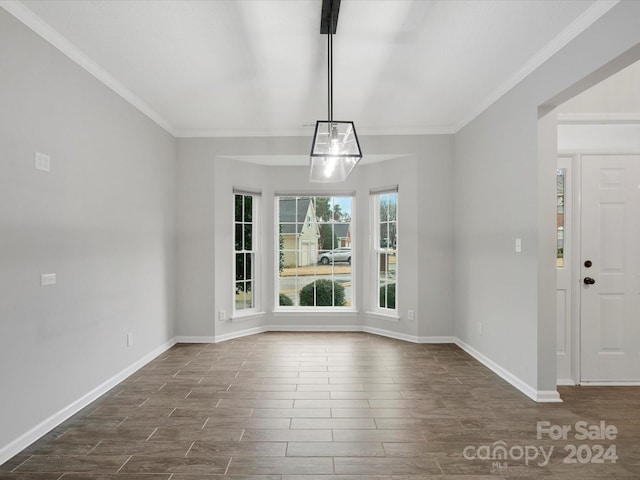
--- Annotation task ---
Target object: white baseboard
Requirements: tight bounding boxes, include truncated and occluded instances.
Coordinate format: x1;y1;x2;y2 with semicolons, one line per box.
417;335;457;343
268;324;363;332
535;390;563;402
362;325;418;343
214;326;267;343
0;338;177;466
580;381;640;386
174;335;217;343
557;378;578;386
455;338;562;403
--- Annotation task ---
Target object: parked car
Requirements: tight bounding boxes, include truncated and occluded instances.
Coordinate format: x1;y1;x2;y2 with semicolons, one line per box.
318;247;351;265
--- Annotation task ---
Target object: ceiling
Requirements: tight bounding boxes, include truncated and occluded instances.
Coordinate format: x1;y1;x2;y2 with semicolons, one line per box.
4;0;617;138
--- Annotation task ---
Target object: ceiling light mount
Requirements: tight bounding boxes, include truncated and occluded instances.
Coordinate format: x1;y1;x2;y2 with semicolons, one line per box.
309;0;362;183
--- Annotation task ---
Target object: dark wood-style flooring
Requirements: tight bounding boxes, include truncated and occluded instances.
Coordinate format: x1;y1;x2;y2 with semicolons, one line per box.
1;332;639;479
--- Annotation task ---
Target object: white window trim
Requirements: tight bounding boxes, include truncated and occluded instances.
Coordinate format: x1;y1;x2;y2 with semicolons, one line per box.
233;189;260;316
274;194;356;312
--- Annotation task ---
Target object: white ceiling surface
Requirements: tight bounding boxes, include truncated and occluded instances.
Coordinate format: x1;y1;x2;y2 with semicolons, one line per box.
4;0;616;139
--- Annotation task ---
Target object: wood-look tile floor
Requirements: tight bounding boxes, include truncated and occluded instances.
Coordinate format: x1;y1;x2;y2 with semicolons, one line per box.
2;332;640;479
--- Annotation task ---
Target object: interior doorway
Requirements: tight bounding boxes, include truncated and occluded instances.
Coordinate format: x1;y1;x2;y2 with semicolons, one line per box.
556;153;640;383
555;59;640;385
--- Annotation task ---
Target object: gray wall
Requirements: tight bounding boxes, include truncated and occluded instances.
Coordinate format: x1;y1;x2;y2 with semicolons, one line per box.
176;135;454;341
0;10;177;453
453;0;640;393
4;0;640;463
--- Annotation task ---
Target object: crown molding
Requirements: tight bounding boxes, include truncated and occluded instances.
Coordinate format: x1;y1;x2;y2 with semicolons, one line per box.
175;125;456;138
558;112;640;124
3;0;619;139
454;0;620;132
0;0;176;136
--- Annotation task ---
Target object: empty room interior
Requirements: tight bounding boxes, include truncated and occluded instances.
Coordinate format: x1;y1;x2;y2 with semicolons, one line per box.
2;0;640;478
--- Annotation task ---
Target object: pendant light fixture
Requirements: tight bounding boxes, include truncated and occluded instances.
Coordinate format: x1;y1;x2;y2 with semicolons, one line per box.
309;0;362;183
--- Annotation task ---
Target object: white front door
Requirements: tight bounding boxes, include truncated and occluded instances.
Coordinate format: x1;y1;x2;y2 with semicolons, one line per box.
580;154;640;382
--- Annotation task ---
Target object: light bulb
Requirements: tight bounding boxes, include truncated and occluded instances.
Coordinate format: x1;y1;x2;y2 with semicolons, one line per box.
330;138;340;155
324;157;337;177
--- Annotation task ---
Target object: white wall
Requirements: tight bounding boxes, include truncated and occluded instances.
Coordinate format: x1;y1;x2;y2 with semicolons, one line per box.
454;0;640;397
0;9;177;458
176;135;454;341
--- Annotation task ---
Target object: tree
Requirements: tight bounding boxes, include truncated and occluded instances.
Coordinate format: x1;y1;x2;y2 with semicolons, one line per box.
379;283;396;309
332;204;343;221
319;224;338;250
314;197;331;221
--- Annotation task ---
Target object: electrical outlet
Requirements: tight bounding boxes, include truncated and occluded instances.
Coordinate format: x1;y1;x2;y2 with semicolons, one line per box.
478;322;483;335
41;273;56;286
219;310;226;321
127;332;134;347
407;310;415;321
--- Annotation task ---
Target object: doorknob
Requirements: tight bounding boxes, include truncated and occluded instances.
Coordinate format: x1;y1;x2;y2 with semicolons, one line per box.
584;277;596;285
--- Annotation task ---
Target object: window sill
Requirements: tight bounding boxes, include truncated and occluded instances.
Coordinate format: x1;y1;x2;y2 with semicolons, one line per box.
272;308;359;316
231;311;266;323
365;310;400;322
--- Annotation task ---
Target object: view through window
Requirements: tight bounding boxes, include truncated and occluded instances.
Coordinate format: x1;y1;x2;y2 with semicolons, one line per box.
373;190;398;311
557;168;565;268
234;192;256;312
277;195;353;308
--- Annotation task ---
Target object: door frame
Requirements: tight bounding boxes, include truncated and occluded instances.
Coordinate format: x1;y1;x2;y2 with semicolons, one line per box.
556;154;579;385
559;148;640;385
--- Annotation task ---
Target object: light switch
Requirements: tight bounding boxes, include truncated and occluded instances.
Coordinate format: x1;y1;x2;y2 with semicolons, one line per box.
515;238;522;253
35;152;50;172
41;273;56;286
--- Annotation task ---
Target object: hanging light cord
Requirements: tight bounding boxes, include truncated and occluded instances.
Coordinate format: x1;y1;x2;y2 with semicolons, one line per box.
328;8;333;123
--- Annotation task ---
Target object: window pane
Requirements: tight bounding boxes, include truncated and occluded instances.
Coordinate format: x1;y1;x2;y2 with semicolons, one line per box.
277;195;352;309
557;168;565;268
379;280;396;309
244;224;252;251
245;253;253;281
236;253;245;281
380;196;388;221
235;280;253;310
374;192;397;311
235;282;244;310
380;223;389;248
390;224;397;249
235;195;243;222
388;195;397;221
235;224;243;251
387;251;397;279
234;193;257;313
246;281;254;308
244;195;252;221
